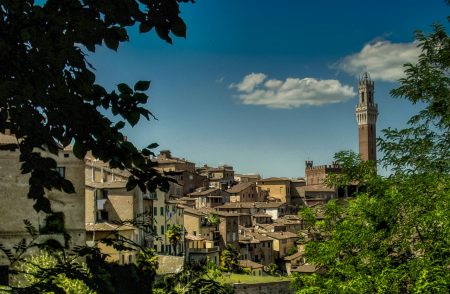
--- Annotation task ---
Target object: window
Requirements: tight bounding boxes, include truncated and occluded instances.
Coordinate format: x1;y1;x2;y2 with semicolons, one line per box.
128;255;132;263
63;153;69;158
193;231;197;236
102;190;109;199
98;210;108;221
153;207;157;216
0;265;8;286
161;244;164;252
161;225;165;235
56;167;65;178
160;207;164;215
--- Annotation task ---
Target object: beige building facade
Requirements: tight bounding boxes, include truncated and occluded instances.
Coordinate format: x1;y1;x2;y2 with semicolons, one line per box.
257;177;291;203
0;134;86;268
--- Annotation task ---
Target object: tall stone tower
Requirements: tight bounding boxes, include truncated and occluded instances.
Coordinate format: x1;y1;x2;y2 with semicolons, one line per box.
355;72;378;161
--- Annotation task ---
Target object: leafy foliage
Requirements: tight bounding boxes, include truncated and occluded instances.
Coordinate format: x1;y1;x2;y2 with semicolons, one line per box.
165;224;183;256
292;12;450;293
153;260;233;294
220;244;241;273
0;0;194;213
206;213;220;226
265;263;279;276
0;220;162;293
15;250;94;294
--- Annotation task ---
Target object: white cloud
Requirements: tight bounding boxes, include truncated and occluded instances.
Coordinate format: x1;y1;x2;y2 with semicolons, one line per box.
230;73;356;109
336;40;420;82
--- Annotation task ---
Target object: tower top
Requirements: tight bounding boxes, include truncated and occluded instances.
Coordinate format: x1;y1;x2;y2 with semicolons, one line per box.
359;72;374;86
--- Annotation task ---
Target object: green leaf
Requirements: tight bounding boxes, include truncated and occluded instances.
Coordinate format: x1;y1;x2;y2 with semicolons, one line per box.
33;197;52;214
127;111;140;126
118;83;133;95
104;35;119;51
61;179;75;194
126;178;138;191
171;18;187;38
147;143;159;149
139;22;154;33
72;141;87;159
115;121;126;129
134;80;151;91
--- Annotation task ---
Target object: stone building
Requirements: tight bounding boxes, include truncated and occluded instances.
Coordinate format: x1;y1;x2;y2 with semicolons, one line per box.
257;177;291;203
227;182;258;203
234;173;261;183
187;187;229;209
196;164;235;190
151;183;185;255
154;150;196;173
85;181;148;264
0;133;86;277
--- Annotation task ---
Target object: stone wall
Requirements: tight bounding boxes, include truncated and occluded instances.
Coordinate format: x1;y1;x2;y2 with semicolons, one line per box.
0;147;86;267
233;281;293;294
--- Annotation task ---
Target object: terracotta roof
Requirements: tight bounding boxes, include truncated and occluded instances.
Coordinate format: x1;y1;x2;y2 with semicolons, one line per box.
185;234;205;241
303;185;336;192
188;188;220;196
215;202;254;209
183;206;206;216
290;178;306;183
215;202;285;210
255;202;286;208
284;250;304;261
227;182;254;193
266;231;298;240
238;236;260;244
0;133;18;145
247;232;274;242
239;260;264;269
273;218;301;225
235;174;261;179
216;211;239;217
258;177;290;182
291;264;319;273
85;181;128;189
156;158;193;165
85;222;135;232
178;197;195;201
281;215;302;221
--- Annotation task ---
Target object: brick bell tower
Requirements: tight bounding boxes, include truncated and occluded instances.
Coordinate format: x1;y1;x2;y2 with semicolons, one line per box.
355;72;378;161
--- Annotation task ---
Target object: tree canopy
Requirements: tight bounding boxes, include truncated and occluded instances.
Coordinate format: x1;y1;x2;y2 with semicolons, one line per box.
292;9;450;293
0;0;194;213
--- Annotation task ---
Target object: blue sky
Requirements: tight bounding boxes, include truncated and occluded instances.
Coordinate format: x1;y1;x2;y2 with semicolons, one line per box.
91;0;449;178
